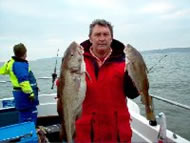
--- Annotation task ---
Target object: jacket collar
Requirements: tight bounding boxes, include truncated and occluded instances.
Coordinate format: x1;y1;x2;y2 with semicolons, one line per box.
12;56;28;63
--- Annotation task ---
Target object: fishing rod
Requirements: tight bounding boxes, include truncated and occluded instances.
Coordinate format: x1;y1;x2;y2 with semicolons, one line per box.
148;55;168;73
51;48;59;89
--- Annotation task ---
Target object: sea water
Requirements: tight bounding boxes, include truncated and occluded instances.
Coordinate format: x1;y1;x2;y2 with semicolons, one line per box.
0;50;190;140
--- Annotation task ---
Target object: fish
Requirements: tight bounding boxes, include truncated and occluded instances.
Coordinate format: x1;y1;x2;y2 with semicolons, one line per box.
123;44;156;122
58;41;87;142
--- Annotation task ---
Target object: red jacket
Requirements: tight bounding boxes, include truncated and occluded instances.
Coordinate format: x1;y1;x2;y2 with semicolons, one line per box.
75;39;139;143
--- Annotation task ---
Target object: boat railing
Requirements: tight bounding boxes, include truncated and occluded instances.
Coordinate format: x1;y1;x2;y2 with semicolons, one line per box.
151;94;190;111
0;77;53;83
1;77;190;111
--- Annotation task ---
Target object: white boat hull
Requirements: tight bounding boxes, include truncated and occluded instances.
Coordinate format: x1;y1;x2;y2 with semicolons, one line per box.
0;93;189;143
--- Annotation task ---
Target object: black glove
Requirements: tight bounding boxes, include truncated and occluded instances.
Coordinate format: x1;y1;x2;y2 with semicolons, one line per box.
29;92;35;101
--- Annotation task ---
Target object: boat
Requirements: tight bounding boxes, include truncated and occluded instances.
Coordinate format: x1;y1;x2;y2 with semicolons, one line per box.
0;93;189;143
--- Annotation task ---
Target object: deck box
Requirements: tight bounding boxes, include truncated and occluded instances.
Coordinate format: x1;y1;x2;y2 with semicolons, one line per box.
0;121;38;143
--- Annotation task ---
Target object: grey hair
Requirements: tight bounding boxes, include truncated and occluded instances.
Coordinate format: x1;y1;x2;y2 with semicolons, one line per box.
89;19;113;38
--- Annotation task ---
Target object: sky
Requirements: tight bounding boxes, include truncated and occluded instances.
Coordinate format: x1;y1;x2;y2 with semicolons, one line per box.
0;0;190;61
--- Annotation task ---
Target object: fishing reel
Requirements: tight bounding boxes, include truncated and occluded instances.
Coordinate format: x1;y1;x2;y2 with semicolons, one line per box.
51;72;57;89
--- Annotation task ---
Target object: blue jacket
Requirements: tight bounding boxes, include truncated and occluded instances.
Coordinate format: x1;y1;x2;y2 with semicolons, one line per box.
0;56;39;110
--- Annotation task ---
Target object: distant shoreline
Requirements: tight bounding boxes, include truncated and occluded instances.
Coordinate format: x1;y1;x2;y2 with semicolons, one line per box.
141;47;190;54
0;47;190;63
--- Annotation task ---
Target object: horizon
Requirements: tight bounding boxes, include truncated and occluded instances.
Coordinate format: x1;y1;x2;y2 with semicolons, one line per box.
1;46;189;62
1;0;190;61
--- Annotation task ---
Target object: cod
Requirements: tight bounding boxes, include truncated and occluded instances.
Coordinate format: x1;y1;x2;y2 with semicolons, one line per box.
57;41;86;142
124;44;157;125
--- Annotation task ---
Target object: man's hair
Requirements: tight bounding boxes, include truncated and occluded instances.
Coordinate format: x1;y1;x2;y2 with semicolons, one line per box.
89;19;113;38
13;43;27;57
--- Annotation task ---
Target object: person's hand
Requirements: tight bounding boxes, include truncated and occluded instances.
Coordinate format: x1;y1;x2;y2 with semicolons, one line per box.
29;92;35;101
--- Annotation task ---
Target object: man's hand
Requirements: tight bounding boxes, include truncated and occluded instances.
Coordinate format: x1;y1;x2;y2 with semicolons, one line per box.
29;92;35;101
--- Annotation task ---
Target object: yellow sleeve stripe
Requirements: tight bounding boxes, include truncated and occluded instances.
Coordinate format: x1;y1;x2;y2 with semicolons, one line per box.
0;62;8;75
20;81;33;94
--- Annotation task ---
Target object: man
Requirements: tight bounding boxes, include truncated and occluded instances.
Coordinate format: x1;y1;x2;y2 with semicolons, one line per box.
74;19;139;142
0;43;39;125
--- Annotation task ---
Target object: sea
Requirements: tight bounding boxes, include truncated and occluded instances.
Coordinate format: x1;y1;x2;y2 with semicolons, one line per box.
0;48;190;140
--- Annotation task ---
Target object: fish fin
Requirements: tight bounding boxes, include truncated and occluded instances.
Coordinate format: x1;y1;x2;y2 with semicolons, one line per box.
127;43;133;48
124;65;127;72
140;95;146;105
76;108;82;119
86;71;92;80
74;77;81;91
145;64;149;74
57;75;65;99
145;96;156;121
140;92;156;120
123;46;127;54
146;110;156;121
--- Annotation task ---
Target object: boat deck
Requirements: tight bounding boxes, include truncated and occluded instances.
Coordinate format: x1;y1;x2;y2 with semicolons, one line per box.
0;93;189;143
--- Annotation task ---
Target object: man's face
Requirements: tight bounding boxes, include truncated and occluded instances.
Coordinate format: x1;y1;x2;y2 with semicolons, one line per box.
89;25;112;53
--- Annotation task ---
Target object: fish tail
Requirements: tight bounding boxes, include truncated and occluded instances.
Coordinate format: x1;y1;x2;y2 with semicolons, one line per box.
141;92;156;121
146;96;156;121
64;104;73;142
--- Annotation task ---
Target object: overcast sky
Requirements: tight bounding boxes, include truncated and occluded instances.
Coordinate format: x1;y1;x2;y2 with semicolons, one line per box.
0;0;190;61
